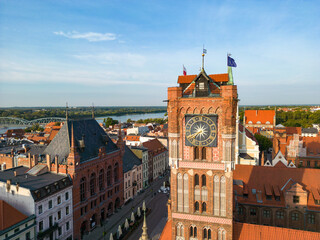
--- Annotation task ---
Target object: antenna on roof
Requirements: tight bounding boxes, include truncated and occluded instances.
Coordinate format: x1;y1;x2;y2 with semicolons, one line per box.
92;103;95;119
66;102;69;121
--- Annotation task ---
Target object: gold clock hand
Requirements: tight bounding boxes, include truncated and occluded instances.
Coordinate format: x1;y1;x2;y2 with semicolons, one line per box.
189;131;200;139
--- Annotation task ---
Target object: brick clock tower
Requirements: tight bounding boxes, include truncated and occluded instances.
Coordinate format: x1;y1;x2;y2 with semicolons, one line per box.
167;59;238;240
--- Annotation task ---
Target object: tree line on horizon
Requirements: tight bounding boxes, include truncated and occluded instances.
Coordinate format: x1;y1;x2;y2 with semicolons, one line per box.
0;107;167;121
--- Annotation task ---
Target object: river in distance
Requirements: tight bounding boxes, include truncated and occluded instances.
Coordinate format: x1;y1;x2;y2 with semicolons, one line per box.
0;112;166;134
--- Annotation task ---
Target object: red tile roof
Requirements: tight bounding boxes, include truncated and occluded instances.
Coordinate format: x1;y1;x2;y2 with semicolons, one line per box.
286;127;302;135
233;222;320;240
159;220;172;240
245;110;275;125
126;135;141;141
177;73;228;84
142;138;167;154
159;220;320;240
234;164;320;210
0;200;27;231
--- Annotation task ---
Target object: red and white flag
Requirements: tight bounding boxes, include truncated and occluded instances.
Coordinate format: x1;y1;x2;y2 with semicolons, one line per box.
183;65;187;76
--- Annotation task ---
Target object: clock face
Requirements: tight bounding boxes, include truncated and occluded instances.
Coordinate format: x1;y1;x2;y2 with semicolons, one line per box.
185;115;218;147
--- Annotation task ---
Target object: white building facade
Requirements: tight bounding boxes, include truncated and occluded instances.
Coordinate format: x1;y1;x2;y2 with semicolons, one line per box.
0;166;73;240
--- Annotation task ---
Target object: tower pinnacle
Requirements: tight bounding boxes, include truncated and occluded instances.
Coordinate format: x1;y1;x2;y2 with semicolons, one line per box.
139;211;149;240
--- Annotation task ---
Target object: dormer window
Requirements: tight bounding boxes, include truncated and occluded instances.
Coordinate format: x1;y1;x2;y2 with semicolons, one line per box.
248;121;252;124
266;121;270;124
293;195;300;203
257;121;261;124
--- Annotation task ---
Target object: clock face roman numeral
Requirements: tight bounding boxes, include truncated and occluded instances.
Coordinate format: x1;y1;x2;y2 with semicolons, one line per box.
185;115;218;147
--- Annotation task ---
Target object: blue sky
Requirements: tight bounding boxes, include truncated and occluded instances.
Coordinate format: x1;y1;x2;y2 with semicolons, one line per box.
0;0;319;107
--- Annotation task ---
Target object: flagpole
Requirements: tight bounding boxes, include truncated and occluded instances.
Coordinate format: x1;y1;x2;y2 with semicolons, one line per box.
227;53;234;85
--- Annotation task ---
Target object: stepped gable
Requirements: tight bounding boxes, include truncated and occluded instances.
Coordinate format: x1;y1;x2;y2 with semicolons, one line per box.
44;119;118;163
0;200;27;231
123;145;142;173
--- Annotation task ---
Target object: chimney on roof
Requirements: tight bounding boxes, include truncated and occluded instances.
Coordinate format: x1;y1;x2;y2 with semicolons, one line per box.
14;171;17;177
79;135;85;151
256;110;258;116
55;156;59;174
6;180;11;192
46;154;51;171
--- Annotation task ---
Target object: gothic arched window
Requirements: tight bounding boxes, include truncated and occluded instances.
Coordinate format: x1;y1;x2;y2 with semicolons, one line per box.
107;166;112;186
220;176;226;217
194;147;199;160
114;163;119;182
194;174;199;186
90;173;96;196
214;175;220;216
177;173;183;212
202;202;207;212
80;177;86;202
201;174;206;186
99;169;104;191
202;147;206;160
194;201;200;212
183;173;189;213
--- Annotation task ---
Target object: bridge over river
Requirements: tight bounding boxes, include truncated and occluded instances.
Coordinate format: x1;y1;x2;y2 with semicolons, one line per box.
0;117;66;128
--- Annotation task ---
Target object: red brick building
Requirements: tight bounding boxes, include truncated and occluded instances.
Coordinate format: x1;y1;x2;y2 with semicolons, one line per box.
43;119;124;240
165;65;238;239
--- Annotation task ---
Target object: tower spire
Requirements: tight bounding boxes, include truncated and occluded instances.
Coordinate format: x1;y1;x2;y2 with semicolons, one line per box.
70;122;76;153
139;211;149;240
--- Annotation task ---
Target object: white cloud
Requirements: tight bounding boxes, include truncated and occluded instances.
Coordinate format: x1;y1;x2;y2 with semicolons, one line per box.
54;31;117;42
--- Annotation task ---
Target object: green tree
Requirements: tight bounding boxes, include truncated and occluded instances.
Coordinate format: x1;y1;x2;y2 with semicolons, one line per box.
127;118;134;123
103;117;119;128
254;133;272;152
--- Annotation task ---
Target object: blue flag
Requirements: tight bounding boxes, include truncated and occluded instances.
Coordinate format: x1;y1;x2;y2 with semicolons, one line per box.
227;56;237;67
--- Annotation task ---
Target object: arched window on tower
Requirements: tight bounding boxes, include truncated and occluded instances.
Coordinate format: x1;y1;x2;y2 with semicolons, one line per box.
218;228;226;240
90;173;96;196
176;222;184;237
201;175;206;186
194;201;200;212
190;226;197;238
220;176;226;217
183;173;189;213
214;175;220;216
194;174;200;202
202;147;206;160
202;202;207;212
194;174;199;186
203;228;211;239
194;147;199;160
177;173;183;212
